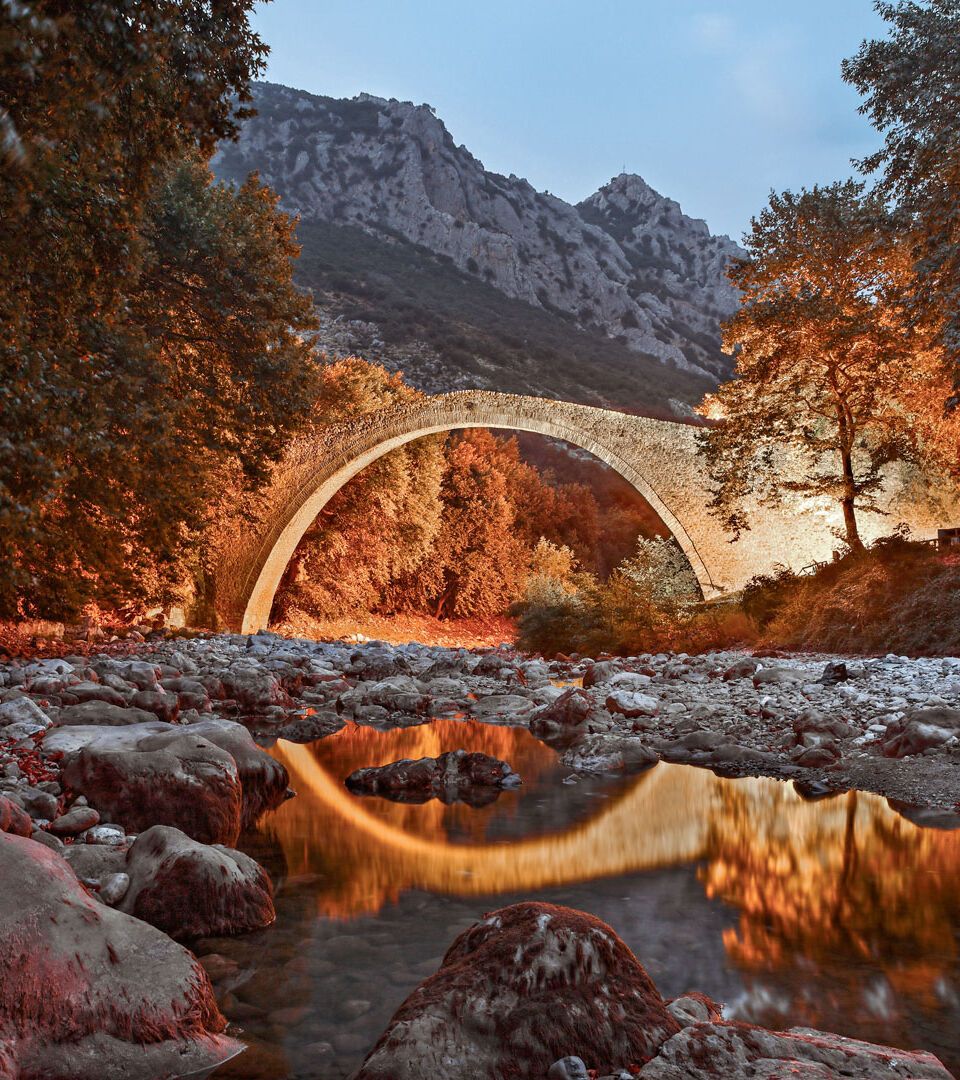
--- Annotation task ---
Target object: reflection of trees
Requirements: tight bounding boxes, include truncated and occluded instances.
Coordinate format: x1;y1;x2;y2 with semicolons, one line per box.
701;781;960;1029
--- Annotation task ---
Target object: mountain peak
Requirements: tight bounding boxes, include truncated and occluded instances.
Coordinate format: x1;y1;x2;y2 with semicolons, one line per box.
213;82;743;390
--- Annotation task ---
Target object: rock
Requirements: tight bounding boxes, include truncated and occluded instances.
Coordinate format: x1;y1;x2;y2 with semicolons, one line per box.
55;700;157;727
561;734;659;774
346;750;521;807
582;659;622;687
666;992;724;1027
638;1021;953;1078
353;902;680;1080
59;728;243;845
0;795;31;837
67;681;128;707
882;707;960;758
99;872;131;906
48;804;101;836
120;825;275;941
820;660;849;684
183;718;290;829
722;658;759;681
752;667;804;688
469;693;535;722
548;1057;590;1080
274;710;345;743
792;743;841;769
349;647;410;681
604;689;659;718
0;696;51;729
530;687;601;745
130;689;179;722
11;784;59;820
218;665;288;711
0;831;240;1079
362;675;431;714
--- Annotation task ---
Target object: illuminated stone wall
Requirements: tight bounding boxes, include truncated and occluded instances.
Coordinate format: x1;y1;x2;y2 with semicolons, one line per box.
209;391;960;633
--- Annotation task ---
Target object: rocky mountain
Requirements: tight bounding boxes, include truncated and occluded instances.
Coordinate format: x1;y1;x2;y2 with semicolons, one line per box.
212;82;744;414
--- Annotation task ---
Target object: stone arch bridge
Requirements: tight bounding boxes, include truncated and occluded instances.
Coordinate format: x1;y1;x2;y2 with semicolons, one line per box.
210;391;952;633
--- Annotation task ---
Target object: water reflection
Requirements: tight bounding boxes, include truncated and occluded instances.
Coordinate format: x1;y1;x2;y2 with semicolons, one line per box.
220;721;960;1078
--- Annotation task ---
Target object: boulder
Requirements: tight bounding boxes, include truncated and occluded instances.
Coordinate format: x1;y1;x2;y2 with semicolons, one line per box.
638;1022;953;1078
604;689;659;718
353;902;680;1080
183;718;290;829
0;831;240;1079
218;665;288;711
882;707;960;758
55;700;157;727
346;750;521;807
130;689;179;722
530;688;600;743
666;992;724;1027
561;734;659;774
58;728;243;845
67;682;127;707
349;648;410;681
0;697;51;730
120;825;275;941
582;660;623;687
0;795;31;837
48;805;100;837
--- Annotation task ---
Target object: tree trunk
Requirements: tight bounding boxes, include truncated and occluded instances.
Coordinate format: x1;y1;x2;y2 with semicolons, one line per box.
840;447;865;552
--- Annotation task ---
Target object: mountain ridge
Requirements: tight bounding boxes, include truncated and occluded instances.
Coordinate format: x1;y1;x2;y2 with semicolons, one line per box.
213;82;744;412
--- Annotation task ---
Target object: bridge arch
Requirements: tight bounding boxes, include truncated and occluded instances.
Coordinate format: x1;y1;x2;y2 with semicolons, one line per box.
210;390;953;633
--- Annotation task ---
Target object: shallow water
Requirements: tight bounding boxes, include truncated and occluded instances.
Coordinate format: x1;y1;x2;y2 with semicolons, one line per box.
208;719;960;1079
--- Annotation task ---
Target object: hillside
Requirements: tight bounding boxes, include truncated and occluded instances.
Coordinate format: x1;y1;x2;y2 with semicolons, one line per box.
213;82;745;413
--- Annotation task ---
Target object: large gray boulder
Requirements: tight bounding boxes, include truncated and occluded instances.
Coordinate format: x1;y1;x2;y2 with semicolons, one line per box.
353;902;680;1080
55;700;157;727
0;831;241;1079
55;727;243;845
638;1021;953;1078
119;825;274;941
881;707;960;758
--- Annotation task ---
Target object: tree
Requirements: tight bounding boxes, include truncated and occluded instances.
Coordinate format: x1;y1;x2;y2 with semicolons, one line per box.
698;181;922;550
0;1;323;617
843;0;960;389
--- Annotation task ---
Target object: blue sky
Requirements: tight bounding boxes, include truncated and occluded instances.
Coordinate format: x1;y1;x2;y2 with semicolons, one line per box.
251;1;886;241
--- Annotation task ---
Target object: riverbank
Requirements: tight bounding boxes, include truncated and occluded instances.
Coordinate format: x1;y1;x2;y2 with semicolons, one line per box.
1;631;959;1077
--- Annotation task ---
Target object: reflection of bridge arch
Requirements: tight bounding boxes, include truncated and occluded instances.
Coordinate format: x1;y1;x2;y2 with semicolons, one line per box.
279;742;718;895
210;391;955;632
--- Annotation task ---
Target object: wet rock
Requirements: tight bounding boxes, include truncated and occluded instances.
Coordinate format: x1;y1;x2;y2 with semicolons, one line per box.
882;707;960;757
638;1021;953;1078
354;903;680;1080
0;794;31;837
561;734;659;774
57;727;243;845
530;688;600;741
274;710;345;743
120;825;275;941
49;804;100;836
55;699;158;727
346;750;521;806
0;831;240;1079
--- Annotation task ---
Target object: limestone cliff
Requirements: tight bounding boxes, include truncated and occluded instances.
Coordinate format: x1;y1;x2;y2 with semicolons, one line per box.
213;82;744;410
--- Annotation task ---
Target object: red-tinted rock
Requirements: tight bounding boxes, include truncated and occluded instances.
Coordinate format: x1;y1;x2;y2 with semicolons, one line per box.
0;795;31;837
60;729;242;845
0;831;241;1079
353;902;680;1080
882;707;960;758
120;825;274;941
130;689;179;723
346;750;520;807
638;1021;953;1078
